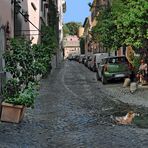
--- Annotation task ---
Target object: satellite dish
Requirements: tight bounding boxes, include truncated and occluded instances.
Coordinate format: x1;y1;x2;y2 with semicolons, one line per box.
126;46;135;64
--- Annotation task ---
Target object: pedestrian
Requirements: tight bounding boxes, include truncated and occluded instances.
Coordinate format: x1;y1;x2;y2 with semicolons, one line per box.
137;59;148;85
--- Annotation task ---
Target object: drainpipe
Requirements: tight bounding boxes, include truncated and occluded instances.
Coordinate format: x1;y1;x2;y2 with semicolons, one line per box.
14;0;16;37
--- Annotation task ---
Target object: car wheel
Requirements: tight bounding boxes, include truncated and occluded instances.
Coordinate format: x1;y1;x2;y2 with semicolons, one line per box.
101;74;107;84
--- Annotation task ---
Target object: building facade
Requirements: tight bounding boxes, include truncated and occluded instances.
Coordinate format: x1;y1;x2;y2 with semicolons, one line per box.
63;35;80;59
82;0;110;55
83;16;92;55
78;27;84;38
0;0;14;94
0;0;66;93
56;0;66;66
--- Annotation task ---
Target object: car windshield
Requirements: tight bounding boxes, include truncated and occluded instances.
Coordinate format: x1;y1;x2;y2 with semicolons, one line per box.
108;57;128;64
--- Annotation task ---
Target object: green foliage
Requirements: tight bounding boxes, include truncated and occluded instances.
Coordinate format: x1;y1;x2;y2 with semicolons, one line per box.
63;22;82;36
3;38;36;86
32;44;51;76
132;56;141;72
115;0;148;49
41;25;58;50
92;0;148;51
63;24;70;37
3;79;20;99
33;26;58;76
2;24;58;108
48;1;57;26
92;8;119;51
2;38;40;107
4;82;38;108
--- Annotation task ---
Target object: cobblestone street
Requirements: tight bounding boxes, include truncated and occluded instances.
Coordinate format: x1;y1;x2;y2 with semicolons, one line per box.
0;61;148;148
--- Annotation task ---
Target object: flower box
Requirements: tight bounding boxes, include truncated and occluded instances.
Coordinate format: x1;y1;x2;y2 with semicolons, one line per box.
0;102;26;123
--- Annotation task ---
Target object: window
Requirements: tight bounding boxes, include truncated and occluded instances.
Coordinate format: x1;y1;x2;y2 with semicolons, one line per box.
31;2;37;11
108;57;127;64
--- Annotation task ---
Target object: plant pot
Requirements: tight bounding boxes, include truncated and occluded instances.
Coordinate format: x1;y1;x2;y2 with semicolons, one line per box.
0;102;26;123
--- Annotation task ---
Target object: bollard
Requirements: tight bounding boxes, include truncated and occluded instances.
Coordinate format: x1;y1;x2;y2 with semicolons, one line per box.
123;78;131;87
130;82;137;93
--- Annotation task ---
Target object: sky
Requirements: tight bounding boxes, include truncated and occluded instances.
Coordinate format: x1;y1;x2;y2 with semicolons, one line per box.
64;0;92;25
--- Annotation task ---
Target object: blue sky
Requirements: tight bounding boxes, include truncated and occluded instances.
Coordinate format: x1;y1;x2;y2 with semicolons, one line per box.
64;0;92;24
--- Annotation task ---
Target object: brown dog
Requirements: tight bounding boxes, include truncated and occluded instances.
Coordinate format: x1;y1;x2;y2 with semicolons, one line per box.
114;111;138;125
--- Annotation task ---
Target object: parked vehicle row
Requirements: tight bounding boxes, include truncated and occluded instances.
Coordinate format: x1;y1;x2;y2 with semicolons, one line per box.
67;53;132;85
89;53;108;72
96;56;132;84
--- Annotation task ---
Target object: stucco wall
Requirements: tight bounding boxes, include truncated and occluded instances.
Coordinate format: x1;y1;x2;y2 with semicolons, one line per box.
28;0;40;44
0;0;13;37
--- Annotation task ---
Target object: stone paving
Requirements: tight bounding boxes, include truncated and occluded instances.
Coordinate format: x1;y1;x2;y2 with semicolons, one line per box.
0;61;148;148
101;77;148;107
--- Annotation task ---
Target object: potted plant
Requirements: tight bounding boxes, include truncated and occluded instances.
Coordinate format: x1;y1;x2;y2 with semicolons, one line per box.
0;37;39;123
1;79;38;123
1;33;56;123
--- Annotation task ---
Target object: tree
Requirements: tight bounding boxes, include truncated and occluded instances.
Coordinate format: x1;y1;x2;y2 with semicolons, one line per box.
63;24;70;36
63;22;82;36
92;7;118;51
116;0;148;49
91;0;148;52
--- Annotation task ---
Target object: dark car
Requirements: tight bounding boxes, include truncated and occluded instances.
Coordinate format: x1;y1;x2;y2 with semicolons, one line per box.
96;56;132;84
84;55;92;67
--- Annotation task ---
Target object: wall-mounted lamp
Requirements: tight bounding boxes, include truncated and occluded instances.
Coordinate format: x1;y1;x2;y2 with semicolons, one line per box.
11;0;27;14
11;0;21;4
23;11;29;22
11;0;22;14
15;2;21;14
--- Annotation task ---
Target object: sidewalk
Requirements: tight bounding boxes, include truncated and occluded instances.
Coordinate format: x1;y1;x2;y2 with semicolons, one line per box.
102;82;148;108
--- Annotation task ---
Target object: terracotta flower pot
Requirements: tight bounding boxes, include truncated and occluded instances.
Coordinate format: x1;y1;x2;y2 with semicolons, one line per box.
0;102;26;123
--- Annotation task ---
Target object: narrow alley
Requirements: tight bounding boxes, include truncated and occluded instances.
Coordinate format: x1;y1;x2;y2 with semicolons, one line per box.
0;61;148;148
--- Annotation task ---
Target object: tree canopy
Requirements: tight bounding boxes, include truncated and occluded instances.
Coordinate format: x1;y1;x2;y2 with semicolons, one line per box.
63;22;82;36
92;0;148;52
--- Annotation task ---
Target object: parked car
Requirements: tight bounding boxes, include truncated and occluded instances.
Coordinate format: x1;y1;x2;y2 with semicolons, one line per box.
87;55;93;69
96;56;132;84
82;56;86;64
67;55;74;61
74;55;80;62
84;55;91;67
90;53;108;71
79;54;85;63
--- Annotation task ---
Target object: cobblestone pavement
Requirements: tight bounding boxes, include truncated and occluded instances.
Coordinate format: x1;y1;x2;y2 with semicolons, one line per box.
0;60;148;148
102;80;148;107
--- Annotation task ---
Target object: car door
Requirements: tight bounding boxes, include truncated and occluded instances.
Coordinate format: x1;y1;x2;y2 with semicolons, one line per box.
98;58;107;78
